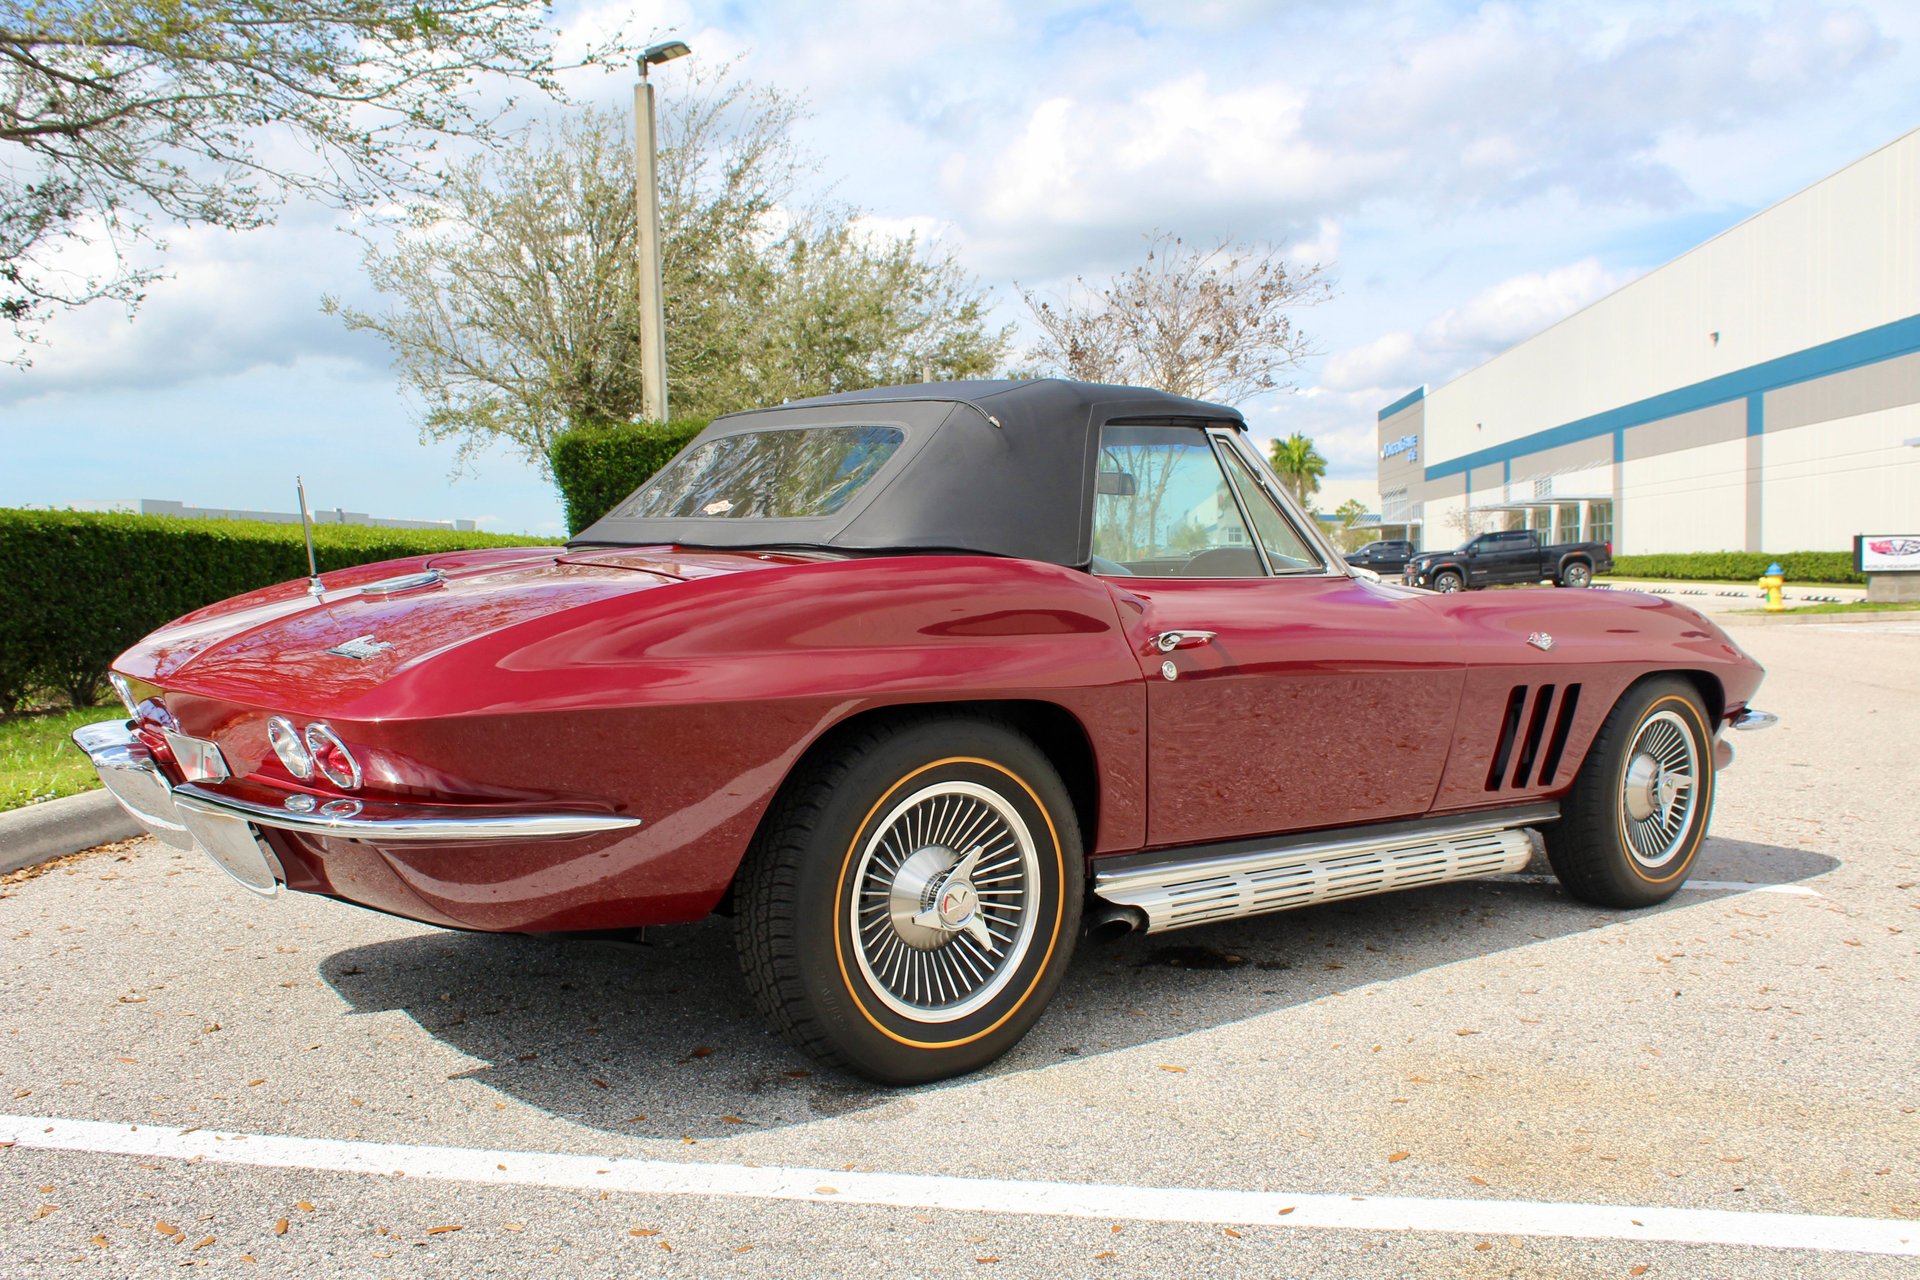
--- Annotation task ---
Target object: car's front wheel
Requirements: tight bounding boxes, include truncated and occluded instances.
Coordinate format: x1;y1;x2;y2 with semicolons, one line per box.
1543;677;1715;908
1432;569;1464;593
735;715;1083;1084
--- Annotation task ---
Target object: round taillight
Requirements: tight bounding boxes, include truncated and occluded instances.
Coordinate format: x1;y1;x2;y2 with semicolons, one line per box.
267;716;313;780
303;723;361;790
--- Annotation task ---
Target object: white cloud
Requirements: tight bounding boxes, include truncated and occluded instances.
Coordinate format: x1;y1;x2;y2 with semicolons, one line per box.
5;0;1915;536
1321;257;1634;397
1;208;389;403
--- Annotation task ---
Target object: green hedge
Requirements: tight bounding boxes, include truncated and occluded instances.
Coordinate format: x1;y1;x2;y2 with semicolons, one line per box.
1607;551;1863;585
0;510;555;710
550;419;708;535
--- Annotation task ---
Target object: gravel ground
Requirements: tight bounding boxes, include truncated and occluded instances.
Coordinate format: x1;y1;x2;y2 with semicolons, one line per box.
2;617;1915;1278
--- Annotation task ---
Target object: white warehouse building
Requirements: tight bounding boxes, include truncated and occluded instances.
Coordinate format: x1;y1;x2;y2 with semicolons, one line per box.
1376;127;1920;556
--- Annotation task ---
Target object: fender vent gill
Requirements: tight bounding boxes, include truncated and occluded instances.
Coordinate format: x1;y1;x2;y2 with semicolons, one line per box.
1487;683;1583;791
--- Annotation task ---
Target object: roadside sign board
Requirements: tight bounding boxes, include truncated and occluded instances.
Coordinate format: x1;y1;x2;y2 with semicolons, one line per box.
1855;535;1920;573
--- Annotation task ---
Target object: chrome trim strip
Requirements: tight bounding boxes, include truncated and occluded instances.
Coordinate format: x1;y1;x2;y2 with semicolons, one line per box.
1212;429;1350;578
1730;709;1778;731
1206;432;1277;576
359;569;444;596
171;784;642;842
1093;805;1556;934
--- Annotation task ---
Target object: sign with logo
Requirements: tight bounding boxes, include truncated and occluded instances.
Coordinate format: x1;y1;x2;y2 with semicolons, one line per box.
1380;433;1418;463
1856;535;1920;573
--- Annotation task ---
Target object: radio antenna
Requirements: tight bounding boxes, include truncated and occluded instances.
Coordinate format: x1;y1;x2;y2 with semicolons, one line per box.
296;476;325;598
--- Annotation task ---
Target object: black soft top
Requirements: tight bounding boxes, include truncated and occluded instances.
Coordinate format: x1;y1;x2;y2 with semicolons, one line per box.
569;379;1244;567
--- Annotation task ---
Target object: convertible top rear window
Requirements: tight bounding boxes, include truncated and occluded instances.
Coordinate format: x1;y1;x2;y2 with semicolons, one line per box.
614;426;905;521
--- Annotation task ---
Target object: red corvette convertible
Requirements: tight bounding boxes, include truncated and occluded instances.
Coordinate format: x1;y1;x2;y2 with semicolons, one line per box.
75;379;1774;1082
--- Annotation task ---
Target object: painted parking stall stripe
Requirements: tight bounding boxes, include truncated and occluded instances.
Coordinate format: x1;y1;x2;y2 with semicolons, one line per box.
2;1115;1913;1257
1495;873;1822;897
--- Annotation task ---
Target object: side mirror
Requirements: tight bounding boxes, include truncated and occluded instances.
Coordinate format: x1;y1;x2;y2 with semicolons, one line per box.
1096;471;1137;497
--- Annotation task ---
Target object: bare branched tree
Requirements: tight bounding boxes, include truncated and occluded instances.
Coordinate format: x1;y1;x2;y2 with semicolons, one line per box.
1;0;645;361
1020;231;1332;401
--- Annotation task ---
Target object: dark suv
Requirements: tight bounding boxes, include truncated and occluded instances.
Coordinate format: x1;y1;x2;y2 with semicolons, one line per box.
1344;539;1414;574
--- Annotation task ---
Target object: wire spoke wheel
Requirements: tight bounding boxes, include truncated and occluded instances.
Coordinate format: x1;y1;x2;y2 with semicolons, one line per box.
1618;709;1700;870
848;780;1041;1023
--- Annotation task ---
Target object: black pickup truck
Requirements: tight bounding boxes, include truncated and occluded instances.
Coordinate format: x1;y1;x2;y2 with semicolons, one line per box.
1403;529;1613;592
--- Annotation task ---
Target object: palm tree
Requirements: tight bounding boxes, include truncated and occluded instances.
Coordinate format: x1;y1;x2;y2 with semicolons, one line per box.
1267;432;1328;508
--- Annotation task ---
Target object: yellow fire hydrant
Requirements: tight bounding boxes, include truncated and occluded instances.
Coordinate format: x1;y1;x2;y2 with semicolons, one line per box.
1759;562;1785;612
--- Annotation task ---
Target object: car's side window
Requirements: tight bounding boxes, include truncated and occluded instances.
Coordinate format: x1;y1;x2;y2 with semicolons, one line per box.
1215;440;1324;573
1091;425;1264;577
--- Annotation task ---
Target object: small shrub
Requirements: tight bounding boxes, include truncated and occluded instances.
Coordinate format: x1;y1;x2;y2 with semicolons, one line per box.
1608;551;1862;585
550;418;708;535
0;510;554;710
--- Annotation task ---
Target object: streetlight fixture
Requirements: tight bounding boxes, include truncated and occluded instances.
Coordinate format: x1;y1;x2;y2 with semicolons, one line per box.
634;39;690;423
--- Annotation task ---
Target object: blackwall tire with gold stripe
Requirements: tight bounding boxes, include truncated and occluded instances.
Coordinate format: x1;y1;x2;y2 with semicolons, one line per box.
1544;676;1716;909
735;715;1084;1084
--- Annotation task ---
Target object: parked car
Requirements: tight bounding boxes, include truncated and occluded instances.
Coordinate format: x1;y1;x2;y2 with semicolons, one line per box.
1344;538;1414;574
1404;529;1614;592
74;379;1771;1084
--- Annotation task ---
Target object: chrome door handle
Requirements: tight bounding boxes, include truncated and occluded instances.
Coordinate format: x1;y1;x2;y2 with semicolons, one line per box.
1151;630;1217;653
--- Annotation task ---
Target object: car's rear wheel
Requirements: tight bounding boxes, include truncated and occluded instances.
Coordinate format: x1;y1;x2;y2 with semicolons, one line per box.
1432;570;1464;593
1543;677;1715;908
1559;561;1593;588
734;715;1082;1084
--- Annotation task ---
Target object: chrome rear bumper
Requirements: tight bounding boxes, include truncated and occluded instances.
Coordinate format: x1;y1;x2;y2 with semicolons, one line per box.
71;720;643;894
70;721;197;851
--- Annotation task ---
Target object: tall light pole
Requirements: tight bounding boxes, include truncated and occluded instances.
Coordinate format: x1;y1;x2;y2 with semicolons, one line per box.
635;39;690;423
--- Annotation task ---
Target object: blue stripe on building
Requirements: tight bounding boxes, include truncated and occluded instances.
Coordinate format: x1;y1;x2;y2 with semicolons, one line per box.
1375;385;1427;422
1377;312;1920;482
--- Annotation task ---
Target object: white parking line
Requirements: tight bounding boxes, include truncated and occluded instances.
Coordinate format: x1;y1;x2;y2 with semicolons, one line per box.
1495;874;1822;897
2;1115;1913;1257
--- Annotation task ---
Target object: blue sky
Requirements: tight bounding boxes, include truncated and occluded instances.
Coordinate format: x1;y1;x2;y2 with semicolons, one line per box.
4;0;1918;535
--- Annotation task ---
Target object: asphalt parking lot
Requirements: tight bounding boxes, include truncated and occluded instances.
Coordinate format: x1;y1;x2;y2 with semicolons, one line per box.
3;611;1916;1277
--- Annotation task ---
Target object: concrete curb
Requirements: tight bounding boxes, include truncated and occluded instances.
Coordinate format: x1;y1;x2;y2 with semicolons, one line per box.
0;789;142;876
1715;608;1920;627
1597;579;1865;604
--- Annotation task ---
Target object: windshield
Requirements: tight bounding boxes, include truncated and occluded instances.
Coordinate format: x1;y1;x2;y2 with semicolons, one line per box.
614;426;905;521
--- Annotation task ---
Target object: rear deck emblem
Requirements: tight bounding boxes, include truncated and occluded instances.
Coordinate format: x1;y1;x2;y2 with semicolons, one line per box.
327;635;395;660
1527;632;1555;652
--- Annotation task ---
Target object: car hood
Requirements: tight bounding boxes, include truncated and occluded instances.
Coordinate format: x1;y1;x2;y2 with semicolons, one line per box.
115;545;817;715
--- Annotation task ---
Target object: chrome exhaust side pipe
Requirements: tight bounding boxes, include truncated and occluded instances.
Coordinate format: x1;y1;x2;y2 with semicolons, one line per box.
1086;903;1147;942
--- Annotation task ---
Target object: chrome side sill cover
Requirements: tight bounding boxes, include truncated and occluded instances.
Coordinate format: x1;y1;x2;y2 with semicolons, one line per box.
1730;708;1778;731
1093;804;1557;935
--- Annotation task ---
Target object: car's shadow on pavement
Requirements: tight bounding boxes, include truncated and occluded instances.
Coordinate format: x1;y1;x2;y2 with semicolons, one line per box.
316;836;1835;1140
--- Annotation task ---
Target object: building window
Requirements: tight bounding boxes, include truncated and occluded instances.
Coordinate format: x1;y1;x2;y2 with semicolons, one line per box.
1533;477;1553;499
1588;500;1614;545
1382;487;1409;523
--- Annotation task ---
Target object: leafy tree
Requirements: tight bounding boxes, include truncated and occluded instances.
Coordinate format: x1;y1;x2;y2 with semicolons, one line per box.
1267;432;1328;507
1333;497;1370;551
1;0;643;361
330;71;1009;474
1019;231;1331;401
